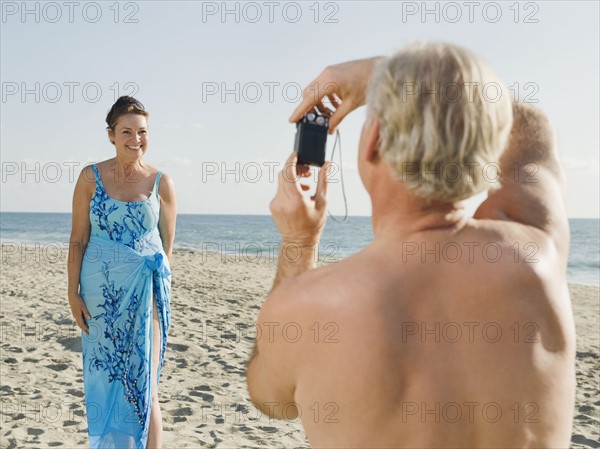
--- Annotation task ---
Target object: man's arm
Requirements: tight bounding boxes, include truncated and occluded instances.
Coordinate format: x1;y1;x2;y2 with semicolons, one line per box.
474;103;569;255
247;57;378;414
246;290;300;419
246;152;329;418
268;152;330;289
289;56;384;133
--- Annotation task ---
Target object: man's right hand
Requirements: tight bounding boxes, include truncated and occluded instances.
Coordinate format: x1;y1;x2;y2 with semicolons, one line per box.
289;56;384;133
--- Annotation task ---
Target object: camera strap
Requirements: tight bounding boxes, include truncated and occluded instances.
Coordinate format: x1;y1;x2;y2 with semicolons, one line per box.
327;129;348;224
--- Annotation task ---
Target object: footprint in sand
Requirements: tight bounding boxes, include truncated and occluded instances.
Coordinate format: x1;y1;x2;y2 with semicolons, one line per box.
168;343;189;352
58;336;82;352
571;434;600;448
67;388;84;398
209;430;223;443
46;363;69;371
175;357;189;368
6;347;23;353
189;391;214;402
171;406;194;417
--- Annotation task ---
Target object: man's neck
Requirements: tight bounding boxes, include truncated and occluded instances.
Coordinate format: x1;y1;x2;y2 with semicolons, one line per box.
371;191;469;240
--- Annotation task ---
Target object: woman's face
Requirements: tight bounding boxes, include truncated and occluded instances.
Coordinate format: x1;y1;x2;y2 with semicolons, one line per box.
108;113;149;160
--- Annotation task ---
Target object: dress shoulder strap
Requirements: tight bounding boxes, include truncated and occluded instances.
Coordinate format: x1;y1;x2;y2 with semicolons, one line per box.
90;163;103;187
154;171;163;199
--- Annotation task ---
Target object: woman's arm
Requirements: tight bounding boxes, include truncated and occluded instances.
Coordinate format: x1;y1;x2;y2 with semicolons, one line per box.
67;166;93;334
157;172;177;264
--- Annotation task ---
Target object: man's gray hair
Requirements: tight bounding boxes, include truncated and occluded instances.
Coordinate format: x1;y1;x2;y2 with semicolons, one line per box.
367;41;514;202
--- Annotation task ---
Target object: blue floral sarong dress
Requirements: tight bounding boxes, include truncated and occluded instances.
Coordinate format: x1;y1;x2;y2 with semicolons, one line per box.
80;163;171;448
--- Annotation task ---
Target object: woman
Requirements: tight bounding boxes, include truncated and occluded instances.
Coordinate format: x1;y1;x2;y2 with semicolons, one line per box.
67;96;176;449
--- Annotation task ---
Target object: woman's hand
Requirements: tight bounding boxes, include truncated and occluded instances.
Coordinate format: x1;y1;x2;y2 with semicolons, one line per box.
69;293;91;335
289;56;384;133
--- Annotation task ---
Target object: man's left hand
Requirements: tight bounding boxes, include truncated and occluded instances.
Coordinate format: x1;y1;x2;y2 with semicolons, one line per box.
269;151;330;246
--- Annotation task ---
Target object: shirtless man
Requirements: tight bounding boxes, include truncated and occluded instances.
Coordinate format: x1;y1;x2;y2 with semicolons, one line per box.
246;42;575;448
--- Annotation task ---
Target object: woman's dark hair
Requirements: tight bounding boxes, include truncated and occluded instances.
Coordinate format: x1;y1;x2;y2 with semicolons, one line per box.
105;96;149;131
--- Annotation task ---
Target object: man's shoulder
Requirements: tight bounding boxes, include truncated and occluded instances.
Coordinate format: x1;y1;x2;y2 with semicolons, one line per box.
265;249;379;316
467;217;565;268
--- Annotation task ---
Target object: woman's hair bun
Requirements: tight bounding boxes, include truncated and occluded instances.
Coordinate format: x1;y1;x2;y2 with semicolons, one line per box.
106;96;148;130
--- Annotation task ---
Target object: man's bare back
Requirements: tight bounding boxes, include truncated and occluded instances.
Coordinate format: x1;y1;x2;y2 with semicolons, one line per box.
264;219;575;448
247;44;575;448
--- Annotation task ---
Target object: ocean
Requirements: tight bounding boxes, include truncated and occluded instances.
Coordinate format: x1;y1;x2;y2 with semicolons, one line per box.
1;213;598;287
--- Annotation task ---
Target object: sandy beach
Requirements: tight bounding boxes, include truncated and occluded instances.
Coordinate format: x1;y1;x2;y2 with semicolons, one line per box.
0;247;598;448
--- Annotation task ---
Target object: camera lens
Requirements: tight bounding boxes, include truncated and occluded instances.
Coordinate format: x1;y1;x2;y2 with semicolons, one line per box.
315;116;325;126
306;112;316;122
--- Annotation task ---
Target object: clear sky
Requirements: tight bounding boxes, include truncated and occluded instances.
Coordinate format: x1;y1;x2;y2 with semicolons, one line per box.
1;0;598;217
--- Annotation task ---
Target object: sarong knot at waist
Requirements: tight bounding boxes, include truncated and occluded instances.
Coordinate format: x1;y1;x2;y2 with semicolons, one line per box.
87;236;171;279
143;251;170;278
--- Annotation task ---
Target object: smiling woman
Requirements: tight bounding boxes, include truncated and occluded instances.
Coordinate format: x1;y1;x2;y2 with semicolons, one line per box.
66;96;177;449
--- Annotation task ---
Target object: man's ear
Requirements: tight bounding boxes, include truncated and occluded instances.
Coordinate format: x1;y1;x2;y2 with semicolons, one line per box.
107;128;115;145
365;116;380;162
